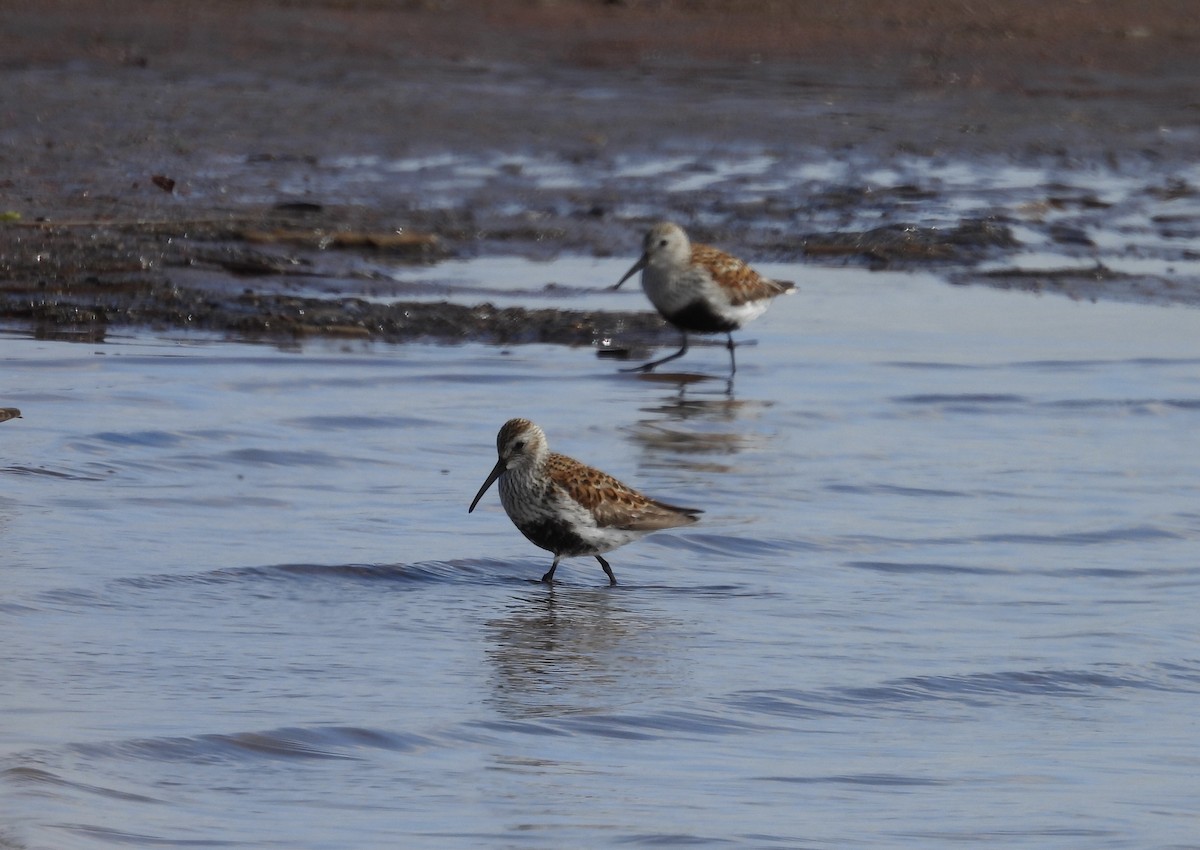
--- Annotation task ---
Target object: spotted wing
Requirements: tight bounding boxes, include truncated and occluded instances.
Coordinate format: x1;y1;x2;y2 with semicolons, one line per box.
546;452;702;531
691;243;795;306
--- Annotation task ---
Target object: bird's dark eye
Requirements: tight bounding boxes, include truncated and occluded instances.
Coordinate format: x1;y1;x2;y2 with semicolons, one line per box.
513;440;526;451
658;239;668;247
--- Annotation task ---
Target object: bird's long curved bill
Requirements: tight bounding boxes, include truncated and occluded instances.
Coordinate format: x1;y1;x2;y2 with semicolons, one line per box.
611;253;647;290
468;458;505;513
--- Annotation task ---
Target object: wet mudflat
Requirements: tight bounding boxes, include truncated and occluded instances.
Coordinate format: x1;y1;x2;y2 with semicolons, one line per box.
3;2;1200;847
3;0;1200;340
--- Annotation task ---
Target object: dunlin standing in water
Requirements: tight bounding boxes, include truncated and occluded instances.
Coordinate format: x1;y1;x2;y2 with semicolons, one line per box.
469;418;701;586
612;221;795;375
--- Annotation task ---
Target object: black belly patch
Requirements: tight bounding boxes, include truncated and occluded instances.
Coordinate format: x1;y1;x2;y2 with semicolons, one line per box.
667;300;738;333
517;518;591;557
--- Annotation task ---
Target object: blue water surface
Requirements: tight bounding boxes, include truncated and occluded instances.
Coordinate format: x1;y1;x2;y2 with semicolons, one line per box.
2;265;1198;849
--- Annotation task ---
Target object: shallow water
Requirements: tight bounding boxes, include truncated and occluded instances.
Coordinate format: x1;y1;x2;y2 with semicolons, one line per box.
2;264;1199;849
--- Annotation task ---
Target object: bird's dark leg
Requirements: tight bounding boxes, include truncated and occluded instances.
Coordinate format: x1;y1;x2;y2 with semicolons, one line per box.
621;333;689;373
596;555;617;586
726;332;737;376
541;555;561;584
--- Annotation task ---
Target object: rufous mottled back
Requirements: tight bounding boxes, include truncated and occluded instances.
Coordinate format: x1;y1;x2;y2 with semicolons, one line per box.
612;221;794;375
468;418;701;585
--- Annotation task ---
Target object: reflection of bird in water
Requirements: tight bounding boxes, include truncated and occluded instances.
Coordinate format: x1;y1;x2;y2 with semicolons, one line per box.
469;418;701;586
0;408;21;423
484;590;683;720
612;222;794;375
484;591;618;718
632;385;775;471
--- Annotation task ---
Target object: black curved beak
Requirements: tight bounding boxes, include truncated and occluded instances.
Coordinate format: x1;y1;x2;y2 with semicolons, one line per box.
468;458;505;513
611;253;647;291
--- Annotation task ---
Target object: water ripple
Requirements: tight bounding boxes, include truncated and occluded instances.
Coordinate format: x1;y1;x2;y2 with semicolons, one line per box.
556;709;760;740
1043;397;1200;412
474;709;763;742
668;533;820;558
0;464;108;481
68;725;431;765
733;661;1200;718
84;430;187;448
216;448;351;467
825;482;968;499
892;393;1026;405
889;393;1200;417
1;766;163;803
839;523;1188;552
755;772;949;787
50;824;236;847
612;833;738;847
283;414;437;431
25;560;518;613
978;524;1183;545
845;560;1010;576
114;559;513;590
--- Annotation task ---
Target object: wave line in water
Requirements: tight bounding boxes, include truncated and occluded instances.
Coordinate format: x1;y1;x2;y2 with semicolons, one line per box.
824;482;969;499
0;465;108;481
838;523;1186;553
1043;397;1200;412
66;725;433;765
845;560;1010;576
892;393;1027;405
114;559;514;591
1;766;164;804
473;708;766;742
49;823;238;847
26;558;544;613
731;661;1200;719
754;772;950;787
978;524;1184;545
